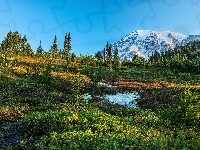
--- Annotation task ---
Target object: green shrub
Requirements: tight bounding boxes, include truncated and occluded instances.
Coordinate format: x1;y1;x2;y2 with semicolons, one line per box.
30;63;55;88
14;108;200;149
176;88;200;125
158;88;200;126
0;105;27;124
68;73;86;104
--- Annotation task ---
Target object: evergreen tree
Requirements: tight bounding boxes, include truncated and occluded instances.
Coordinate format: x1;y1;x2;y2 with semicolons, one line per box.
113;46;119;59
36;40;44;56
61;32;72;59
112;46;120;67
50;35;59;58
12;31;21;54
66;32;72;53
0;31;12;56
149;51;154;62
20;35;27;55
94;51;103;60
122;56;131;67
0;31;21;56
24;43;34;56
16;35;34;56
132;54;145;67
153;50;160;61
71;52;76;62
103;48;106;61
105;42;109;59
105;42;112;60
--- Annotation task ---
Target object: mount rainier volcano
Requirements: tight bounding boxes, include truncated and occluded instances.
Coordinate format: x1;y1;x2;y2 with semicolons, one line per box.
108;30;195;60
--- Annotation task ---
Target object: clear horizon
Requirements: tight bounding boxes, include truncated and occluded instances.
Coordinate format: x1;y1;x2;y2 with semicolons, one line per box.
1;0;200;55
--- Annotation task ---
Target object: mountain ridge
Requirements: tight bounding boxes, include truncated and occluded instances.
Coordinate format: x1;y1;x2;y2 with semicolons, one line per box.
101;30;199;60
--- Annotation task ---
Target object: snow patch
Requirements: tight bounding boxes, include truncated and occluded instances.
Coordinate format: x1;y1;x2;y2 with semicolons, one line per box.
130;45;138;53
83;92;140;108
105;92;140;108
97;82;118;88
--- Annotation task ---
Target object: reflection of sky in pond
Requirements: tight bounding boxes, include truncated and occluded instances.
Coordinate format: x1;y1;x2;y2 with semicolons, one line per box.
105;92;140;108
83;92;140;108
83;82;140;108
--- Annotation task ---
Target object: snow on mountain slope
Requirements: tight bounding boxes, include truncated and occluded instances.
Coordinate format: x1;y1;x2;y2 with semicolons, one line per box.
112;30;187;60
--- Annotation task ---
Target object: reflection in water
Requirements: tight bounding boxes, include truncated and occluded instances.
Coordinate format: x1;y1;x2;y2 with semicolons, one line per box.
83;92;140;108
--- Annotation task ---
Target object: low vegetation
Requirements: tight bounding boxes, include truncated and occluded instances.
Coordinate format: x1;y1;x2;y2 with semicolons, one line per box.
0;31;200;149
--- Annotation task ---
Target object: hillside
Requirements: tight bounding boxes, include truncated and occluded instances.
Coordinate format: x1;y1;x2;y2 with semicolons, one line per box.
0;53;200;149
0;30;200;149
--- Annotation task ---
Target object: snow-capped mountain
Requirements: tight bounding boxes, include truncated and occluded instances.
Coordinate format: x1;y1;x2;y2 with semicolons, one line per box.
111;30;188;60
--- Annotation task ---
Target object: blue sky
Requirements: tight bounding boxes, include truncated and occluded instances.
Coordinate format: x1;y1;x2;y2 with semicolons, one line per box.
1;0;200;55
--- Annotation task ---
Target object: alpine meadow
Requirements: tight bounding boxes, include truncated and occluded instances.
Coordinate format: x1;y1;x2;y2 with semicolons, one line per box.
0;30;200;149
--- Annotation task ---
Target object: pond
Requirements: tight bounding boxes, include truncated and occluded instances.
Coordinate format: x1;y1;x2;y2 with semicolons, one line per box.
83;92;140;108
83;82;140;108
105;92;140;108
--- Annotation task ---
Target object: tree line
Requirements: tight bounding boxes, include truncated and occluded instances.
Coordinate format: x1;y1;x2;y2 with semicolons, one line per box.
0;31;72;59
1;30;200;74
149;40;200;73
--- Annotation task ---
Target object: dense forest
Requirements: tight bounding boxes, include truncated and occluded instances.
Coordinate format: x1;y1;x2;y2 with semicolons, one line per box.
0;31;200;149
